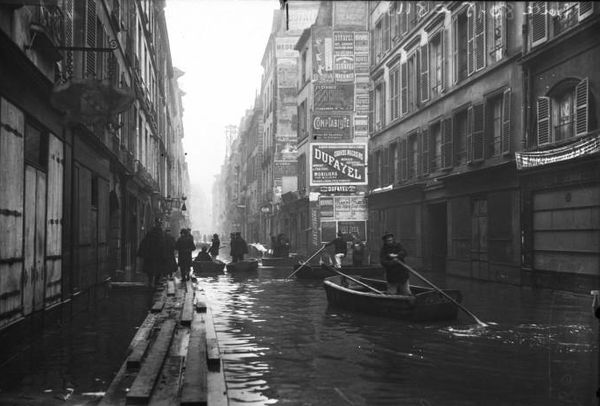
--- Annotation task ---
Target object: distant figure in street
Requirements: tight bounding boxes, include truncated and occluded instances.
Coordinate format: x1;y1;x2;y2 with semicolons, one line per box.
351;233;366;266
194;246;212;262
230;232;248;263
277;233;290;258
137;218;167;287
270;234;279;257
164;228;178;279
379;232;412;295
175;228;196;281
209;233;220;260
325;231;347;269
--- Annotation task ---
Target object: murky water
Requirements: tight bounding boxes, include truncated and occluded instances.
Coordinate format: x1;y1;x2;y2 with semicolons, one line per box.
0;287;153;405
201;267;598;406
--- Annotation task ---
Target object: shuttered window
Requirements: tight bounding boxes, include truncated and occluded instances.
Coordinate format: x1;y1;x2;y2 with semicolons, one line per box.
399;139;407;180
472;103;485;161
531;2;548;47
466;106;473;161
502;89;511;154
389;143;397;184
474;2;486;71
86;0;97;77
579;2;594;20
575;78;589;136
420;43;429;103
390;66;400;120
401;61;408;115
467;5;475;76
421;127;430;175
441;117;453;168
536;96;551;145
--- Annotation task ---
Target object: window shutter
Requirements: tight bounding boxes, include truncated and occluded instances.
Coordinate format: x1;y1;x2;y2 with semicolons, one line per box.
86;0;97;77
502;89;511;154
383;13;390;52
416;130;422;177
575;78;589;136
420;43;429;103
441;118;453;168
368;152;374;189
466;106;474;162
531;2;548;47
467;5;475;76
441;29;447;91
421;127;430;175
382;146;389;185
579;2;594;20
475;3;486;71
399;139;407;180
536;96;551;145
473;103;484;160
389;146;396;184
401;61;408;115
452;16;459;84
368;89;374;134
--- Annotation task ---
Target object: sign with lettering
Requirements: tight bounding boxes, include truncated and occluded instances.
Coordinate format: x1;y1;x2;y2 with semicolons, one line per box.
312;113;353;141
333;2;367;29
274;160;297;177
338;220;367;241
354;81;369;114
314;84;354;111
277;58;297;88
334;196;367;220
312;27;334;83
354;32;370;74
288;1;320;32
319;196;334;218
275;37;299;58
333;32;354;83
319;185;358;193
310;143;367;186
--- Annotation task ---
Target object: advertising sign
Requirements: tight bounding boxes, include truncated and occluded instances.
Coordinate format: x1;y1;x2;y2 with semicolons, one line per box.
288;1;320;32
334;196;367;220
354;81;369;114
312;113;353;141
333;32;354;83
354;115;369;139
277;58;297;88
354;32;370;74
319;196;334;218
310;143;367;186
275;37;299;58
319;185;358;193
312;27;334;83
314;83;354;111
310;202;320;247
333;1;368;29
338;220;367;241
274;160;297;178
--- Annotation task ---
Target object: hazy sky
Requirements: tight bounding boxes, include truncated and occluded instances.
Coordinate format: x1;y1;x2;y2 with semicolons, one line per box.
165;0;278;190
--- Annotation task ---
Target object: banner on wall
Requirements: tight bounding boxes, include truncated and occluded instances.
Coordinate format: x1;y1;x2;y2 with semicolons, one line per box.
314;83;354;111
277;58;298;88
333;1;368;29
354;32;370;74
310;143;367;186
275;37;299;58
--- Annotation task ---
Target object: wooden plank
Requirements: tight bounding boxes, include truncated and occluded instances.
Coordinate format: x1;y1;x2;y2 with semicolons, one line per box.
167;280;175;296
194;292;207;313
180;317;208;406
127;338;151;370
22;166;36;316
181;290;194;326
126;319;176;404
204;309;221;371
151;300;165;313
207;368;228;406
148;355;184;406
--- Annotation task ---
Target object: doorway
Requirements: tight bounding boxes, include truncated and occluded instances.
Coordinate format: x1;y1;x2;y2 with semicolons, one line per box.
427;202;447;272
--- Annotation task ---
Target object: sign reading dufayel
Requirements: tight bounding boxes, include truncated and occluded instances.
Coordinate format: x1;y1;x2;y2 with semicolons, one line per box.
310;143;367;186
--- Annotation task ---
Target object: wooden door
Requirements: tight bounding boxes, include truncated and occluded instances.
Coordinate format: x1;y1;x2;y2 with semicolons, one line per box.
0;98;25;326
24;165;47;313
471;199;489;278
45;133;63;306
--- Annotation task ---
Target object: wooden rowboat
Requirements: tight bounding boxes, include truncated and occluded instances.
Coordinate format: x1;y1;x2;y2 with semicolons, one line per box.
293;263;383;280
261;256;297;267
192;260;225;274
225;259;259;273
323;275;462;321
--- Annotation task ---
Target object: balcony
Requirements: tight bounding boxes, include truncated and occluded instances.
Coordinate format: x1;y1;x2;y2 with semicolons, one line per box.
27;4;64;62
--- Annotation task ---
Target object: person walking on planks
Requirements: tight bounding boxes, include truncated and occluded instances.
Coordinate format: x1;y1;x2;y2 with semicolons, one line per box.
164;228;178;279
137;217;168;288
325;231;347;269
175;228;196;281
380;232;412;295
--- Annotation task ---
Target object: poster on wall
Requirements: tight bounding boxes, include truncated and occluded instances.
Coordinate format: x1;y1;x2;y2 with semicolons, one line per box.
333;1;368;29
334;196;367;220
354;32;370;74
287;1;320;32
310;143;367;186
314;83;354;111
310;202;320;247
333;32;354;83
338;221;367;240
354;81;369;114
274;160;297;178
312;27;334;83
311;113;353;141
275;37;299;58
319;196;334;218
354;115;369;139
277;58;298;88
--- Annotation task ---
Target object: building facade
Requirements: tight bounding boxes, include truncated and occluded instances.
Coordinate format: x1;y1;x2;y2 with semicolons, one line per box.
0;0;189;330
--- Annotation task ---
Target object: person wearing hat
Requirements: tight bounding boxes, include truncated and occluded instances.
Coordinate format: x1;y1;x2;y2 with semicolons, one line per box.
208;233;220;260
175;228;196;281
379;232;412;295
137;217;167;287
325;231;347;269
230;231;248;263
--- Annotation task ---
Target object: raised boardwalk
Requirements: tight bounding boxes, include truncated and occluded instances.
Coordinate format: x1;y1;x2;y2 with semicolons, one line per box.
100;278;228;406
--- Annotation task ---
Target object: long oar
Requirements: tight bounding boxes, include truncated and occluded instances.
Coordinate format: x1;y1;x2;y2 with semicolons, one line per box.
400;260;487;327
286;245;326;279
327;266;385;295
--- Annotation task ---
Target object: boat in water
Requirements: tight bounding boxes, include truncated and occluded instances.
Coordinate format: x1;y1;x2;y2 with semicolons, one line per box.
225;259;259;273
192;260;226;274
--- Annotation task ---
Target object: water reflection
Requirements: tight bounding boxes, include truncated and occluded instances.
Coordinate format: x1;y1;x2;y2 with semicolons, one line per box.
202;268;597;406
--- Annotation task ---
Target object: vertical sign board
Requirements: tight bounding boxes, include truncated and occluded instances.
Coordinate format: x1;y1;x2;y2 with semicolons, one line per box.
0;98;25;326
333;32;354;83
310;143;368;186
354;32;370;74
312;26;334;83
45;133;64;306
310;202;320;249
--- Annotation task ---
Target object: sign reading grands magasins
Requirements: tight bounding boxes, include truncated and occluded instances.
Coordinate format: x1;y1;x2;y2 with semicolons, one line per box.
310;143;367;186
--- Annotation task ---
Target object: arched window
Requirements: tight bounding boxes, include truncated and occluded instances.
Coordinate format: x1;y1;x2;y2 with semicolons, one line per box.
536;77;590;146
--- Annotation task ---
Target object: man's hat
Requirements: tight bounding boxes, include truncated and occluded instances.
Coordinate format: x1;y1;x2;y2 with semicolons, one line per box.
382;232;394;240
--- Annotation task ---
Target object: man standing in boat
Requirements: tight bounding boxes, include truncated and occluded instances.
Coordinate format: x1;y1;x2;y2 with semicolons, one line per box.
230;232;248;263
379;232;412;295
325;231;347;269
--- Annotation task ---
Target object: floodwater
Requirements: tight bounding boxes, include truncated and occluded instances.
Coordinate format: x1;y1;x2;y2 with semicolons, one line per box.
201;266;598;406
0;286;153;405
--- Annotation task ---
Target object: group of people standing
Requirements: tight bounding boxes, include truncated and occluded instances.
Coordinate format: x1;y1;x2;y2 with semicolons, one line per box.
136;218;221;287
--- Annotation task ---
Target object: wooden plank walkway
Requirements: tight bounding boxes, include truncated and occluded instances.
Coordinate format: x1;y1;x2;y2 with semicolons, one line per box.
100;277;228;406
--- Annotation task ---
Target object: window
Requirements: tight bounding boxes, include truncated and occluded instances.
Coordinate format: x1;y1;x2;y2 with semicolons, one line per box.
421;127;429;175
429;121;442;171
382;145;389;185
402;49;419;114
453;109;468;165
390;65;400;120
375;80;386;129
390;2;398;40
453;4;485;83
407;131;419;179
389;142;398;184
487;94;503;156
466;103;484;162
374;17;383;61
399;139;407;180
537;78;590;145
429;30;445;98
553;2;579;35
91;175;99;209
375;149;382;187
441;117;453;168
452;10;468;83
383;11;390;53
25;122;48;170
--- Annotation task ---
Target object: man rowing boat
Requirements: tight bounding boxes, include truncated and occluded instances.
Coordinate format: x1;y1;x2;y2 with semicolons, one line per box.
379;232;412;295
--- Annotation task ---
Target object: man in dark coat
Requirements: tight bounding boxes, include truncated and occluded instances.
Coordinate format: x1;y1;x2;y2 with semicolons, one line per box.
230;232;248;263
379;232;412;295
137;218;167;287
209;233;220;260
164;228;178;279
325;231;347;269
195;245;212;262
351;233;366;266
175;228;196;281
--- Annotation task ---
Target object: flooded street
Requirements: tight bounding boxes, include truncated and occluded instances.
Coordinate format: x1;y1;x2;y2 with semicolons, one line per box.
201;266;597;406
